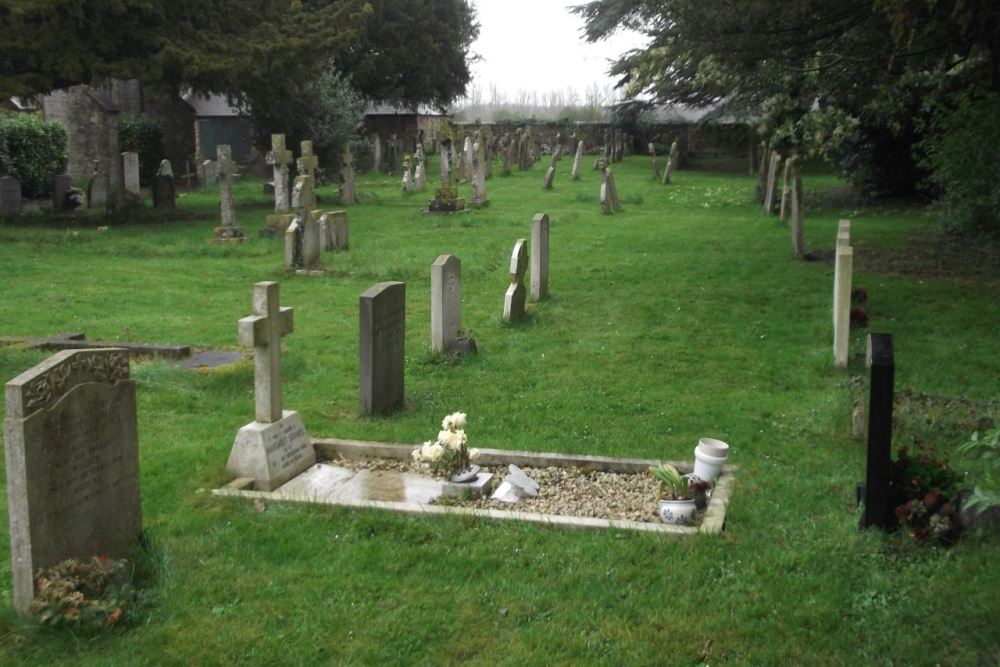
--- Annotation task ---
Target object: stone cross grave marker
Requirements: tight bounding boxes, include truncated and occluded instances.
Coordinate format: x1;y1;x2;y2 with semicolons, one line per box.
267;134;294;214
833;222;853;367
52;174;71;213
431;255;462;353
0;175;22;215
503;239;528;322
289;175;321;272
339;146;357;205
153;159;176;210
531;213;550;301
297;140;319;208
213;144;246;242
122;151;140;196
571;140;584;180
227;282;314;491
359;281;406;415
860;334;894;530
4;348;141;615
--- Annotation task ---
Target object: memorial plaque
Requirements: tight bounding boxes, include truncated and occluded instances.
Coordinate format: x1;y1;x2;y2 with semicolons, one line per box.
359;281;406;415
4;348;141;615
228;410;313;491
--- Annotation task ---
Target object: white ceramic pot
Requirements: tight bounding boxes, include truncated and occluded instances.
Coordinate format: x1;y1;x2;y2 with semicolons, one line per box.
692;448;727;483
659;499;698;525
697;437;730;459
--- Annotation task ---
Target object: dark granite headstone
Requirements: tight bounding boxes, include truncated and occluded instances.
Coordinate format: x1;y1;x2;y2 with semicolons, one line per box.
52;174;72;212
152;174;176;210
359;281;405;415
861;334;894;530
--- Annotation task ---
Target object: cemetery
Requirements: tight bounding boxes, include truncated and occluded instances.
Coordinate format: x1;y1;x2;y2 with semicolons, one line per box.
1;1;999;663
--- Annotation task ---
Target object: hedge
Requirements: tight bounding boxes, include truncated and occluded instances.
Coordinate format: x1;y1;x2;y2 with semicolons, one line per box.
0;113;68;199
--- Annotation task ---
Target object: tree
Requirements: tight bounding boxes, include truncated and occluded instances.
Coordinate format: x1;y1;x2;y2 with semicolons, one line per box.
572;0;1000;201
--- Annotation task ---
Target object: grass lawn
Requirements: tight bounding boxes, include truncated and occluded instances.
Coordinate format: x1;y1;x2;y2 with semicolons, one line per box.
0;153;998;664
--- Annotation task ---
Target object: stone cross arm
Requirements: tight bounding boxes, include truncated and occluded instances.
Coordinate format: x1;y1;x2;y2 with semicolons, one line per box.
239;307;293;347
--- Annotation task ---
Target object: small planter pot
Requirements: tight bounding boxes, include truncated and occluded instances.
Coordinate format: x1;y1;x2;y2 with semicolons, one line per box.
697;438;730;459
659;498;698;526
693;448;727;483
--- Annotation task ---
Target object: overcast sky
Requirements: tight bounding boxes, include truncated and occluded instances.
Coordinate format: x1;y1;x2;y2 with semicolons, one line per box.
466;0;646;101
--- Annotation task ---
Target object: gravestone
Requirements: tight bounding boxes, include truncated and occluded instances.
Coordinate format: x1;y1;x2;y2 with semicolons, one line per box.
503;239;528;322
431;255;462;353
200;160;217;187
571;140;584;180
284;217;303;269
756;143;768;202
440;140;452;181
359;281;406;415
470;136;488;207
4;348;141;615
649;143;660;180
764;152;782;213
213;145;246;242
543;165;555;189
463;136;474;183
402;155;413;192
502;134;515;176
600;168;622;214
789;167;805;258
285;175;321;273
860;334;894;530
339;146;357;205
833;227;853;367
833;219;852;324
530;213;549;300
267;134;294;214
228;282;314;491
121;151;140;196
414;143;427;189
51;174;71;213
779;157;794;224
152;159;176;210
297;140;319;209
371;132;382;172
0;175;22;215
86;160;106;209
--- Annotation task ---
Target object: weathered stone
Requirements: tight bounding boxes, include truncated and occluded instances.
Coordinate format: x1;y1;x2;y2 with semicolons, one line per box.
764;152;782;213
267;134;293;214
789;169;805;258
228;282;314;491
359;281;406;415
51;174;71;213
600;168;621;214
86;160;106;209
284;218;303;269
121;151;140;196
200;159;217;187
414;143;427;189
0;175;22;215
152;174;176;210
779;156;794;224
156;159;173;178
571;140;584;180
503;239;528;322
649;142;660;181
530;213;549;300
470;135;488;207
371;133;382;171
833;229;853;368
339;146;357;205
543;165;555;189
431;255;461;353
289;175;321;271
213;144;246;242
4;348;141;615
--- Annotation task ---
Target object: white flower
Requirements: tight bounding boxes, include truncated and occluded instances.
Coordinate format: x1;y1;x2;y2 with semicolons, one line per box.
442;411;467;431
426;443;445;462
468;448;480;461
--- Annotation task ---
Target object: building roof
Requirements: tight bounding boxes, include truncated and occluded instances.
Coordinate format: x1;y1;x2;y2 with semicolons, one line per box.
366;103;447;117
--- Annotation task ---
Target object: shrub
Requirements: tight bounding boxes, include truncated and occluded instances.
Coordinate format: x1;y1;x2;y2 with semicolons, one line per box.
118;114;163;186
920;93;1000;243
0;113;68;198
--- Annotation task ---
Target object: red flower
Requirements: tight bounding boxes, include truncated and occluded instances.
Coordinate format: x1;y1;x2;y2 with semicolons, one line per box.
850;307;870;328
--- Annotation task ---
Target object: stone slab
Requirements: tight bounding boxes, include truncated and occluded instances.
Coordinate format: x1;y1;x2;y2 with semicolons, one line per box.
226;410;315;492
441;472;494;499
176;349;247;369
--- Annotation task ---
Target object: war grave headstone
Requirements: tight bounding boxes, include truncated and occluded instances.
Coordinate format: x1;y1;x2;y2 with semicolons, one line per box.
152;159;176;210
503;239;528;322
213;145;246;243
833;222;854;368
431;255;463;353
267;134;294;217
0;175;22;215
789;165;805;258
764;152;782;214
470;135;488;207
339;145;357;205
51;174;72;213
227;282;314;491
319;211;349;252
122;151;141;198
4;348;142;615
359;281;406;415
779;156;793;224
530;213;550;301
571;140;584;180
860;334;894;530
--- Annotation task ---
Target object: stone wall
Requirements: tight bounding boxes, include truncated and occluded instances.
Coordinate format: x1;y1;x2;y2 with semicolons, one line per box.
41;85;122;192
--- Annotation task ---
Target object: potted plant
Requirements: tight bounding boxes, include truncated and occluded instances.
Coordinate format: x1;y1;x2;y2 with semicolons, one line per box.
650;464;708;525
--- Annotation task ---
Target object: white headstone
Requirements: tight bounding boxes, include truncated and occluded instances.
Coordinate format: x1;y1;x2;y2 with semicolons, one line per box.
530;213;550;300
503;239;528;322
431;254;462;353
122;151;140;196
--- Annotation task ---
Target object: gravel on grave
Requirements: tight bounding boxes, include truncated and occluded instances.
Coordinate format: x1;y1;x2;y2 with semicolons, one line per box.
330;456;666;523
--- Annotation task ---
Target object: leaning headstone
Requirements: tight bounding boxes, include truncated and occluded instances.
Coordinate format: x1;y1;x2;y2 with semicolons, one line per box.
530;213;549;300
764;152;782;213
833;235;854;368
318;210;348;252
543;165;555;190
152;159;176;210
779;156;794;224
600;168;622;214
503;239;528;322
228;282;315;491
0;175;23;215
51;174;71;213
4;348;141;615
359;281;406;415
789;167;805;258
121;151;140;196
339;146;357;205
213;145;246;242
860;334;894;530
662;140;678;185
431;255;462;353
267;134;294;214
571;140;584;180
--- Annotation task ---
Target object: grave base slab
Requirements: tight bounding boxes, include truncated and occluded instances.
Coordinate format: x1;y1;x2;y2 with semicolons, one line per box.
226;411;316;491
